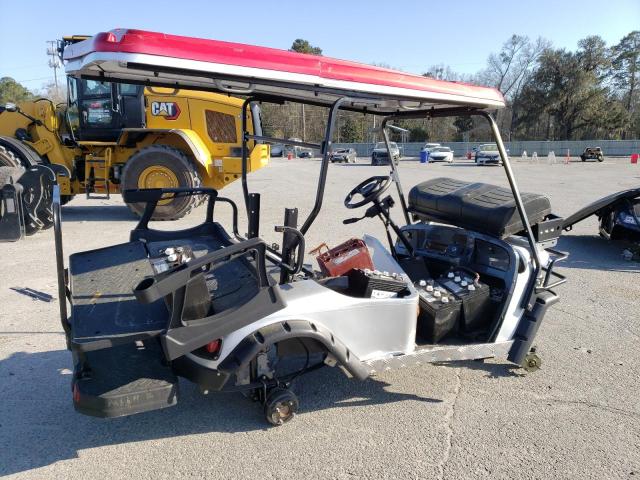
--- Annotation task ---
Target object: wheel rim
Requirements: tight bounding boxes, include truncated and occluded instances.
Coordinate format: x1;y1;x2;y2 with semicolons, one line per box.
269;400;295;424
138;165;179;205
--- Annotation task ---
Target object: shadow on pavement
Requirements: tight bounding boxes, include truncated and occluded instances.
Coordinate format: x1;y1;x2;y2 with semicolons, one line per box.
0;349;442;475
556;235;640;272
435;359;524;379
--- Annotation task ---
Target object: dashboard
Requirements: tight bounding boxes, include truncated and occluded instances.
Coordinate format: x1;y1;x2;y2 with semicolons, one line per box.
398;224;512;273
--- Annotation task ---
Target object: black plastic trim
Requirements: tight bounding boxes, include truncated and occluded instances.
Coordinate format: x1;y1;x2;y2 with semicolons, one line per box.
507;290;559;365
218;320;370;381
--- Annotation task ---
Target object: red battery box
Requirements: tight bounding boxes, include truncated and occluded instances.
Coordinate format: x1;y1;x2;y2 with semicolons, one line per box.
311;239;374;277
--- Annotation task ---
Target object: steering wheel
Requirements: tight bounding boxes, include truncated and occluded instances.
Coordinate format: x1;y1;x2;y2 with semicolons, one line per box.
344;175;392;209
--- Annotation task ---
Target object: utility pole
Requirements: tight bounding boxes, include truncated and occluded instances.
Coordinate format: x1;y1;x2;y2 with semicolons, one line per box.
46;40;60;98
301;104;306;140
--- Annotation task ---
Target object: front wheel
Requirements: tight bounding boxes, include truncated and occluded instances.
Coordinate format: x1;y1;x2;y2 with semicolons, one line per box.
121;145;202;221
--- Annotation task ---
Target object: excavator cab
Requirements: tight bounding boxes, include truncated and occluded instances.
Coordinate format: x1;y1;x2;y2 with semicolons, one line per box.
66;78;145;141
60;35;146;142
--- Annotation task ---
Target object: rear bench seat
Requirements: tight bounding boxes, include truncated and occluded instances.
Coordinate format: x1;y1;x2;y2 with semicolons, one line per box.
408;177;551;238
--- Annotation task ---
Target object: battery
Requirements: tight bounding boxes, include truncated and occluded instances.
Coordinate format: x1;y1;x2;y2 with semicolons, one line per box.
438;269;492;332
313;239;374;277
347;268;408;298
414;279;462;342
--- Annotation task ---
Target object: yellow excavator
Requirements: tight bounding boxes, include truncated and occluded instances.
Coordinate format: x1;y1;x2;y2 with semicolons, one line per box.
0;36;269;241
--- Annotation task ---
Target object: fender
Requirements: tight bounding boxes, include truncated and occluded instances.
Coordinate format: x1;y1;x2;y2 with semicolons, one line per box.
0;136;43;167
217;319;370;381
117;128;212;169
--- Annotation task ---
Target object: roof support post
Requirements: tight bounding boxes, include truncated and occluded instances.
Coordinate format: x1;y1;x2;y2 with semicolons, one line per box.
381;117;411;225
480;111;542;310
240;96;256;220
299;97;348;235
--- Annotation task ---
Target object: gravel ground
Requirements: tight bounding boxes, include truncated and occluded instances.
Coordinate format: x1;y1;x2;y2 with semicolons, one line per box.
0;155;638;479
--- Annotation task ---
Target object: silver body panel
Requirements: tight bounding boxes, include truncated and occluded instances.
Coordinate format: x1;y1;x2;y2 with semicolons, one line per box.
188;232;544;374
191;235;419;370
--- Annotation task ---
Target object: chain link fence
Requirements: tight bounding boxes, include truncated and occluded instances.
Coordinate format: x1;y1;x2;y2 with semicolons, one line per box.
334;140;640;158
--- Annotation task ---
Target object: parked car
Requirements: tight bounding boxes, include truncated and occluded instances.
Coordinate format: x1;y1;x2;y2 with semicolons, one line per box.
475;143;502;165
270;144;284;157
298;149;313;158
421;142;441;153
371;141;400;165
428;146;454;163
330;148;357;163
580;147;604;162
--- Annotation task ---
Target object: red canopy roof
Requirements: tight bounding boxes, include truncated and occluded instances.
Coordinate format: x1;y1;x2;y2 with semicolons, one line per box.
64;29;505;113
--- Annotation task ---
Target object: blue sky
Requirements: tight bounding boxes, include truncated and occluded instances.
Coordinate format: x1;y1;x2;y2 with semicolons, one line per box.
1;0;638;91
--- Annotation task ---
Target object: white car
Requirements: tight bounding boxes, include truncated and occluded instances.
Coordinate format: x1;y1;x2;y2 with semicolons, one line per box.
475;143;502;165
421;142;441;153
428;146;454;163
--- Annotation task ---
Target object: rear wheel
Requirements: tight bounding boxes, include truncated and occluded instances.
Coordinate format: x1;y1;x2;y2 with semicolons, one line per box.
121;145;202;220
264;388;299;426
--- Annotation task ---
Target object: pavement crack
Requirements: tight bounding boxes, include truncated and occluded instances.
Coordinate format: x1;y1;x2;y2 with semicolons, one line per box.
436;368;462;480
545;398;640;422
554;306;590;322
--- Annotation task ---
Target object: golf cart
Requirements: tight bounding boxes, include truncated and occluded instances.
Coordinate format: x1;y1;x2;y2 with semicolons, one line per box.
580;147;604;162
57;29;567;425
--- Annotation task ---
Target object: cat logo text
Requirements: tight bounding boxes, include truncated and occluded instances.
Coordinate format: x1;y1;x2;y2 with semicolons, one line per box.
151;102;181;120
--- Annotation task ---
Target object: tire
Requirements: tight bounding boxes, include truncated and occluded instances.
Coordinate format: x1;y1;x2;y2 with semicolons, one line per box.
0;144;22;168
598;156;604;162
121;145;202;221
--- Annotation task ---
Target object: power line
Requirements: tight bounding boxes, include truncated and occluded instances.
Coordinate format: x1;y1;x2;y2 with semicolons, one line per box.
10;76;54;83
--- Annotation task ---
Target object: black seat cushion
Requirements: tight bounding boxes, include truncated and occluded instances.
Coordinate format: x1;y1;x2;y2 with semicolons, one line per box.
408;177;551;238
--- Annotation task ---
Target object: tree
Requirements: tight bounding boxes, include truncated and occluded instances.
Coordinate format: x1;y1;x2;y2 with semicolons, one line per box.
610;31;639;137
515;46;623;140
453;116;474;140
286;39;323;140
0;77;34;104
289;39;322;55
38;80;67;104
338;115;359;142
577;35;610;76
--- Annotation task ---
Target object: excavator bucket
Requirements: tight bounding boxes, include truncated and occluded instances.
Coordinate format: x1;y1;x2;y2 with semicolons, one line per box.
0;164;55;242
